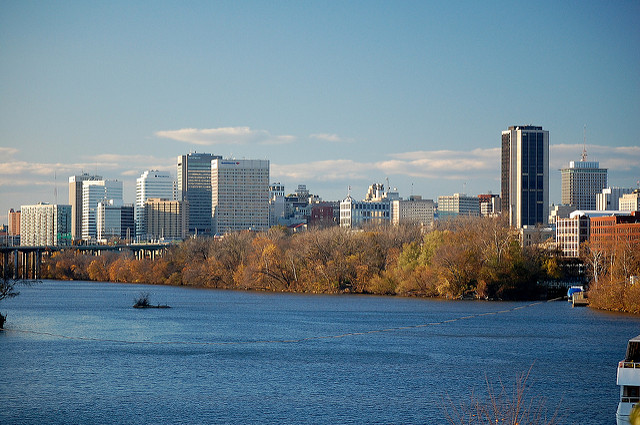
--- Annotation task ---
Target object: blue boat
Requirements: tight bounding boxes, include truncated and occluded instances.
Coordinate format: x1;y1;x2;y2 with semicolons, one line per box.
567;285;583;300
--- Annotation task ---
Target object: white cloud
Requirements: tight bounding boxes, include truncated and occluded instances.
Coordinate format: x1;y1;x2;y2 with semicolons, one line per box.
0;147;19;158
262;134;297;145
309;133;354;143
272;160;369;182
550;144;640;171
272;148;501;183
0;152;176;195
272;144;639;187
155;127;296;146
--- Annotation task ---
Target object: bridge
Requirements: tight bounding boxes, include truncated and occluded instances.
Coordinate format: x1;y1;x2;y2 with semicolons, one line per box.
0;243;171;280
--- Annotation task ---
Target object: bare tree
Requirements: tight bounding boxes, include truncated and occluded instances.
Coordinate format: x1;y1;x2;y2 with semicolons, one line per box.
443;366;560;425
0;277;30;329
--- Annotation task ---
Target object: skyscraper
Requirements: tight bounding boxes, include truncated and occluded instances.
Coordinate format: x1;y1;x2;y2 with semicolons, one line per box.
82;179;123;241
211;159;270;234
69;173;102;241
177;152;220;236
135;170;177;239
560;149;607;210
501;125;549;228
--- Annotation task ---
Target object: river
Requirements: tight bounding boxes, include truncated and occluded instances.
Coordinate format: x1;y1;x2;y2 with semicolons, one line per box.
1;280;638;424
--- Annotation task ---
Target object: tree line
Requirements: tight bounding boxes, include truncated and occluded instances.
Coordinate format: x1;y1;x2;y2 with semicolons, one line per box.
39;215;577;300
583;237;640;313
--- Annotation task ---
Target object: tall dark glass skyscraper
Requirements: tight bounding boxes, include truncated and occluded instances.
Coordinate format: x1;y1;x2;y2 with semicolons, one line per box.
501;125;549;228
177;152;221;236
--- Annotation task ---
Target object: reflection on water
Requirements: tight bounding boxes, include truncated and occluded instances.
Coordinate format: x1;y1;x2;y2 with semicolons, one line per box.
1;280;638;424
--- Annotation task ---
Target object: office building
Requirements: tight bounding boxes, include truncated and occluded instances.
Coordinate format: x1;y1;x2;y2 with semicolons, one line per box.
555;212;590;258
136;170;177;239
20;203;72;246
548;204;575;226
437;193;479;218
8;209;20;236
269;183;286;227
478;194;501;217
339;184;397;228
590;212;640;252
269;182;285;200
340;195;390;228
96;200;135;242
309;202;339;228
97;199;123;241
211;159;270;234
177;152;220;236
120;204;135;241
560;151;607;210
144;198;188;240
82;179;123;241
520;225;554;249
69;173;102;241
619;191;640;212
501;125;549;228
391;196;434;227
596;187;634;211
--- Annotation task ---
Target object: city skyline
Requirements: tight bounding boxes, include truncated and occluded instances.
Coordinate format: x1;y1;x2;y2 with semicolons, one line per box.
1;1;639;222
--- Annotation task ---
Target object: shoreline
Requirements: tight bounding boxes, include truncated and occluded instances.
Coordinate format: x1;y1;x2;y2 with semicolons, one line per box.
36;277;567;303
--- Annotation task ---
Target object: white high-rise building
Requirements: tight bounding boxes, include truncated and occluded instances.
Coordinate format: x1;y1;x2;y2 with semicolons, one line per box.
68;173;102;241
82;179;123;241
597;187;635;211
136;170;177;239
20;203;72;246
561;150;607;210
501;125;549;228
211;159;270;234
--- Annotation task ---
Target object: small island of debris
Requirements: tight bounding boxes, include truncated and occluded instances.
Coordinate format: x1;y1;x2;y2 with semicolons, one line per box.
133;292;171;309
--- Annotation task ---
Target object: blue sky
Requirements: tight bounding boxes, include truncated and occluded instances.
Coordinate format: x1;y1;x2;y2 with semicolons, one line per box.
1;0;639;223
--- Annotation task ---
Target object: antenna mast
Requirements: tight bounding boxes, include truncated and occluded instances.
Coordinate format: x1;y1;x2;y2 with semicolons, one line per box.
54;171;58;204
581;124;588;161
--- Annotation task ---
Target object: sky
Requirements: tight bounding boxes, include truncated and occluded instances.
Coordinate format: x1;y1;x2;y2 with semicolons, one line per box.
1;0;639;223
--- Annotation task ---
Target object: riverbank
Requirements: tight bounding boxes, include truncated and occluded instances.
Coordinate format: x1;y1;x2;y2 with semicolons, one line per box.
32;217;638;307
38;218;583;301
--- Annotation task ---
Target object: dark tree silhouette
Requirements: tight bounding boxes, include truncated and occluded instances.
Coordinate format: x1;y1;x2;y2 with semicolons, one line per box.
0;277;27;329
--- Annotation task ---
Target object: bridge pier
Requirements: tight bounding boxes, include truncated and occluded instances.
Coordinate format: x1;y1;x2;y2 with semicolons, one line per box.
1;243;170;279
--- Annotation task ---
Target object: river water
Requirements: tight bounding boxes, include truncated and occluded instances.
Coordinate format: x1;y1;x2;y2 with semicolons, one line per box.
1;280;638;424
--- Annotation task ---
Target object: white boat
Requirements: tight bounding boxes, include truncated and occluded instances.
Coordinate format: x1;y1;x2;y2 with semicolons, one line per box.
617;335;640;424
